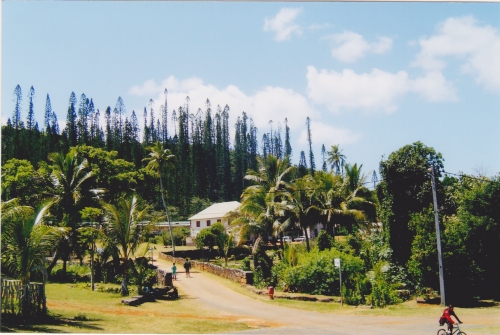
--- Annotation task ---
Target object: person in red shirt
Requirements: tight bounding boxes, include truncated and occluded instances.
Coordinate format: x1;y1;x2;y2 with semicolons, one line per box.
440;305;463;334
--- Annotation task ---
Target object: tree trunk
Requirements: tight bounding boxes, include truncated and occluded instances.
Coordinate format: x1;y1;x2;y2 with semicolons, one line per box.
159;176;175;256
303;227;310;252
90;243;95;291
121;274;129;296
46;249;60;276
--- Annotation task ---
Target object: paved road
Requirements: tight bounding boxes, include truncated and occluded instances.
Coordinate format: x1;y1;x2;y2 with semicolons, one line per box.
154;257;449;335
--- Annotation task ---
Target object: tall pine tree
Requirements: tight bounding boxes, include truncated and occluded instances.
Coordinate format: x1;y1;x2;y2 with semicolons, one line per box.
306;117;315;175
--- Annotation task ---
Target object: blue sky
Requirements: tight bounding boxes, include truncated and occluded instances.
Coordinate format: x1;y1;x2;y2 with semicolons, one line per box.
2;2;499;179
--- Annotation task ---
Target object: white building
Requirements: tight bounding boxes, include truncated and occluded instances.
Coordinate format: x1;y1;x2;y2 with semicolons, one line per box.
188;201;241;238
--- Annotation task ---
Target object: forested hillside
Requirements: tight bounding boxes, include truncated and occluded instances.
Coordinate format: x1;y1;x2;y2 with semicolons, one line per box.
2;85;305;217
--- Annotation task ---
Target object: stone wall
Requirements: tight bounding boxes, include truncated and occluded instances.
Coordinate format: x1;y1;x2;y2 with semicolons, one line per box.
158;252;253;285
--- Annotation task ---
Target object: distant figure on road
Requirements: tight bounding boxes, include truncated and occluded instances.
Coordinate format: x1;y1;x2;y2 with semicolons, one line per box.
184;258;191;278
439;305;463;334
171;262;177;280
267;285;274;300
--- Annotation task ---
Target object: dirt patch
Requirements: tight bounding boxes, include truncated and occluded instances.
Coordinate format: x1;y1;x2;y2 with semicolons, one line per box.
46;301;279;328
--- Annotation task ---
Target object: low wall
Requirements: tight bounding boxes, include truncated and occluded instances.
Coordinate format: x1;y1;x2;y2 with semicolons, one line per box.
158;252;253;285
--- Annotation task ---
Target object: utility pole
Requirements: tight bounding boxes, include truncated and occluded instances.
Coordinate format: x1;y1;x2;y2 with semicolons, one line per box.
429;165;446;306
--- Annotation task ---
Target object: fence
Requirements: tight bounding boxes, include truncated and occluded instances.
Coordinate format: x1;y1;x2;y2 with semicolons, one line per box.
1;278;46;317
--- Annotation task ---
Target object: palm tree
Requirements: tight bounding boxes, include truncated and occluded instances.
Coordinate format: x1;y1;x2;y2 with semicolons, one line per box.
327;145;346;175
312;170;375;237
100;194;149;296
143;142;176;255
277;175;318;252
243;155;296;245
1;200;66;316
1;198;33;222
44;148;94;274
344;163;366;192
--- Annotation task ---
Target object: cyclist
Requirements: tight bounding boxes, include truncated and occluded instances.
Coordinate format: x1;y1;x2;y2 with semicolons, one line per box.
439;304;463;334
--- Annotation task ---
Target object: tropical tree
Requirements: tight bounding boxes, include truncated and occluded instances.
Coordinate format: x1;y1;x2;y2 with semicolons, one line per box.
311;170;375;238
43;148;94;274
278;175;318;252
344;163;366;192
100;194;149;296
1;200;66;316
378;141;444;265
243;155;296;245
143;142;176;255
327;144;346;175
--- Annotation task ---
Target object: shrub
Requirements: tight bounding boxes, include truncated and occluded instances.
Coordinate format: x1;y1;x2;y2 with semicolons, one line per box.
50;263;91;283
316;230;335;251
241;257;251;271
277;248;365;298
366;261;402;307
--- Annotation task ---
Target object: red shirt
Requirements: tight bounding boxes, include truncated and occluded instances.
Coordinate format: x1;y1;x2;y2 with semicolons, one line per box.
442;308;455;324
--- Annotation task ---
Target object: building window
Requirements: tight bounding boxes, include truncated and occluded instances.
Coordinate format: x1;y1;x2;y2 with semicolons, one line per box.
217;218;221;222
196;221;200;227
207;220;211;227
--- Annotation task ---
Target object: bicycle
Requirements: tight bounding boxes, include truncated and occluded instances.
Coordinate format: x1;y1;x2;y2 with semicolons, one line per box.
437;323;466;335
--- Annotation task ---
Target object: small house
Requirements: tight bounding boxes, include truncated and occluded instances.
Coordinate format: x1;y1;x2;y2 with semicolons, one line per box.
188;201;240;238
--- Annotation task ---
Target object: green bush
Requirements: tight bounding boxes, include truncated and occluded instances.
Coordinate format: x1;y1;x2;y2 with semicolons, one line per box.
366;261;402;307
316;230;335;251
276;248;365;297
172;227;190;246
241;257;251;271
50;263;91;283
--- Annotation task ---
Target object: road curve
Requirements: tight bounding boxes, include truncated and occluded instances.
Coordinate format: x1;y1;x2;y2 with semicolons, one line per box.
154;257;444;335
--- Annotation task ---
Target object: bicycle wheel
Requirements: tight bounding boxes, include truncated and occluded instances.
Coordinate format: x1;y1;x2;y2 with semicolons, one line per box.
457;332;466;335
437;329;447;335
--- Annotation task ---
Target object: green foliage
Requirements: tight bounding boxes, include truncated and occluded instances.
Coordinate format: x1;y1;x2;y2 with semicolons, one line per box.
276;248;365;297
407;208;438;291
75;145;141;202
241;257;251;271
282;243;299;266
366;261;402;307
357;231;392;272
129;257;157;294
1;158;38;204
316;230;335;251
50;263;91;283
195;229;218;253
100;194;149;296
406;176;500;302
195;223;230;259
1;201;65;285
378;141;444;265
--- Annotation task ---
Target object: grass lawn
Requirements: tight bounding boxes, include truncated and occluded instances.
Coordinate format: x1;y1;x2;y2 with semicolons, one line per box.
1;283;252;333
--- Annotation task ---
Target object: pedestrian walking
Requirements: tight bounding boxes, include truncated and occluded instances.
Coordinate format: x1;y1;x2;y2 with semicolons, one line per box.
184;258;191;278
171;262;177;280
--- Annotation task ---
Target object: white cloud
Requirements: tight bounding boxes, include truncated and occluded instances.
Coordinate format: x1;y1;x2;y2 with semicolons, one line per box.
412;16;500;92
329;31;393;63
306;66;457;113
298;121;362;147
411;71;457;102
372;36;393;54
264;7;303;42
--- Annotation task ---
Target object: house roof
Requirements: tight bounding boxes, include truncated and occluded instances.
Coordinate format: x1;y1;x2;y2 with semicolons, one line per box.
188;201;240;221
